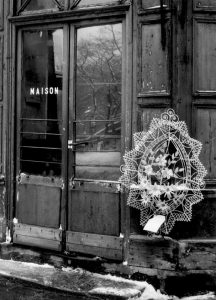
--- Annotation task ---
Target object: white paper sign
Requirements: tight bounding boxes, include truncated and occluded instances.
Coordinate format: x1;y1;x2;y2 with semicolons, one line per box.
144;215;166;233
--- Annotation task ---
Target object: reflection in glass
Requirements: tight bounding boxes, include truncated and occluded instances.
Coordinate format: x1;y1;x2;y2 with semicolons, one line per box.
22;0;61;12
20;29;63;176
70;0;119;8
75;24;122;180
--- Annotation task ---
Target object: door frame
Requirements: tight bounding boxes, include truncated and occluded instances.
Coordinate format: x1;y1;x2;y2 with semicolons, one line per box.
8;5;133;259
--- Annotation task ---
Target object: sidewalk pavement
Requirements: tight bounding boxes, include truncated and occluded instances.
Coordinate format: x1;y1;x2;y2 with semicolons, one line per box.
0;258;169;299
0;258;215;299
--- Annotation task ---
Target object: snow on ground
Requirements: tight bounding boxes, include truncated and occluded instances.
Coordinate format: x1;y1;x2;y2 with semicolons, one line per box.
180;292;216;300
0;258;54;269
134;284;170;300
0;260;215;299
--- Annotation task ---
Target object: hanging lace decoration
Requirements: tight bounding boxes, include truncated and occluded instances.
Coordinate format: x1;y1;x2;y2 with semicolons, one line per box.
119;109;207;234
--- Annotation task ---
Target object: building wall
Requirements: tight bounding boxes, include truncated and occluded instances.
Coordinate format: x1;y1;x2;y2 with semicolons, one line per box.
1;2;216;290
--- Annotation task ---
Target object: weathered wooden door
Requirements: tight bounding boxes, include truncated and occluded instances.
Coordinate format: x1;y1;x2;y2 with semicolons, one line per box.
13;22;124;259
66;23;123;260
14;26;65;251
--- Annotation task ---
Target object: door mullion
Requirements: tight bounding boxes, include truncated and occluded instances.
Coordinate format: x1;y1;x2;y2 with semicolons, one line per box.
68;25;76;182
67;25;76;234
61;24;70;236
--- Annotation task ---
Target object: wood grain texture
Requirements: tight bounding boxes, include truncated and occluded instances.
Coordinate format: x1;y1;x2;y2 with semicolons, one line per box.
0;35;2;101
128;236;178;270
0;105;3;174
14;223;62;241
171;198;216;239
178;240;216;270
66;231;122;248
13;224;62;251
0;1;3;30
141;0;170;10
194;20;216;93
194;108;216;180
194;0;216;11
140;21;170;95
68;189;120;236
13;235;62;251
16;184;61;228
66;231;123;260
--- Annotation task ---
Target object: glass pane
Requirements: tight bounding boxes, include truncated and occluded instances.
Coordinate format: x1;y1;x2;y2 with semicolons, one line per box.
20;29;63;176
75;24;122;180
22;0;60;12
71;0;119;8
75;121;121;151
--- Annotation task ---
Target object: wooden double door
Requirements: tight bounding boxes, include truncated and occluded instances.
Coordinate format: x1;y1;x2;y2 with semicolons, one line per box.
13;22;124;260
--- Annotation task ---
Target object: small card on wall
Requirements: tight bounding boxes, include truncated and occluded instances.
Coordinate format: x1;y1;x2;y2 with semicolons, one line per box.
144;215;166;233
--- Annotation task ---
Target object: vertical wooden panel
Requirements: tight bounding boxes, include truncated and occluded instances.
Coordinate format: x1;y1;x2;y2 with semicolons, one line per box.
0;35;2;101
0;105;3;174
194;21;216;93
195;108;216;179
0;1;3;30
17;185;61;228
69;189;120;236
140;22;170;95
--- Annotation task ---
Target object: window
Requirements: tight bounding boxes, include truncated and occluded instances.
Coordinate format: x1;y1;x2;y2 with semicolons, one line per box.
19;28;63;176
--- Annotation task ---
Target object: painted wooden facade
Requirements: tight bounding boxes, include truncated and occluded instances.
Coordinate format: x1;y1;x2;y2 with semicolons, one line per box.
0;0;216;279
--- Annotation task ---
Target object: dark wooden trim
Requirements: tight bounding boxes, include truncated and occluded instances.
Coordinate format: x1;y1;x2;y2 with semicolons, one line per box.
120;4;133;263
193;0;216;12
71;181;120;193
16;29;21;177
9;5;130;25
192;99;216;107
139;14;172;24
137;98;171;108
0;35;3;102
8;21;17;226
66;231;123;260
13;223;62;251
0;1;3;30
137;0;171;15
193;91;216;98
17;174;64;188
60;24;69;234
138;92;171;98
68;23;75;192
138;7;171;16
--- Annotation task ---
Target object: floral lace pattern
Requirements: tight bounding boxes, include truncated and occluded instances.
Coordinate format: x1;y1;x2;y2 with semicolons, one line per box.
120;109;207;234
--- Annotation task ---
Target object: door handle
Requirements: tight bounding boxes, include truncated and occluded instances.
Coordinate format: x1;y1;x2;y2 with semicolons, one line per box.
68;140;89;150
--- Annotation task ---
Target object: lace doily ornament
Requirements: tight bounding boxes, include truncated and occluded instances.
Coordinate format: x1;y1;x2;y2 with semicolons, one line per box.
119;109;207;234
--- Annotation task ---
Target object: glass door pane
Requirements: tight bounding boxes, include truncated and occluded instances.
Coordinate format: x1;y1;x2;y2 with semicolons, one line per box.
74;24;122;181
19;29;63;176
